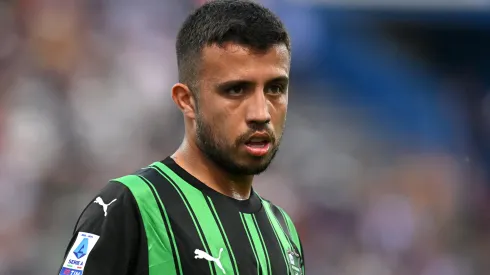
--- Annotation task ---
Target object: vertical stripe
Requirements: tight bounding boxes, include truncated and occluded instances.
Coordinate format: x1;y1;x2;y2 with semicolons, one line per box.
271;205;301;259
211;195;263;275
262;201;293;274
263;202;293;252
140;167;211;274
205;196;239;275
277;208;299;248
114;175;179;275
277;207;303;257
149;166;216;275
279;209;305;274
243;214;270;275
276;207;305;274
239;213;261;275
138;175;183;274
152;162;235;275
252;214;272;275
253;211;291;275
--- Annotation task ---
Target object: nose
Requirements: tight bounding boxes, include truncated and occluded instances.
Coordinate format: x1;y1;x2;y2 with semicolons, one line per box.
245;90;271;127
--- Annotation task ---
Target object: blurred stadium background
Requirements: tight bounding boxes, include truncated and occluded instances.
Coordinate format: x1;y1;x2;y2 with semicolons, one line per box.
1;0;490;274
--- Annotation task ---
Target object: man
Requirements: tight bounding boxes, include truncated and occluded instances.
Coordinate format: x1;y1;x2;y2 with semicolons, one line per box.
58;0;305;274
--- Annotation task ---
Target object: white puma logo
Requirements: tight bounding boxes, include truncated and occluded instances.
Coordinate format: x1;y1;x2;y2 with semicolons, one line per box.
93;197;117;217
194;248;226;274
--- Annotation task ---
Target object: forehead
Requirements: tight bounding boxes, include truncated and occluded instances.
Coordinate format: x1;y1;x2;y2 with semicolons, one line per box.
199;43;290;83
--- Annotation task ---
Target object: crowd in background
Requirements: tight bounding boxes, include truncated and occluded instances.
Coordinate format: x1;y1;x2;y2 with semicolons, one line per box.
1;0;490;274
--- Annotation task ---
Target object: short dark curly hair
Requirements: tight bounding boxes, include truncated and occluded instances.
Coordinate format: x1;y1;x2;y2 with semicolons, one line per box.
176;0;291;92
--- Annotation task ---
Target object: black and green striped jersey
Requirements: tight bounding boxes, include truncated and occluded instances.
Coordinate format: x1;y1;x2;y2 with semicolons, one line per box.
58;157;305;275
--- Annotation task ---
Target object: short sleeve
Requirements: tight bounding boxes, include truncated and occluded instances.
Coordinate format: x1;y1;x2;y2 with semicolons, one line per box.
58;182;147;275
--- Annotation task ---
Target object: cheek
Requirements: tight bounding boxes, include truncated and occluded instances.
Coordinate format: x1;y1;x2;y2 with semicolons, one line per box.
271;101;288;131
209;108;239;142
221;109;249;144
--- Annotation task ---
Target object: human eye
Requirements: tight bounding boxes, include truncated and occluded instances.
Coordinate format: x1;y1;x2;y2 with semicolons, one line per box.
224;85;245;96
267;84;286;95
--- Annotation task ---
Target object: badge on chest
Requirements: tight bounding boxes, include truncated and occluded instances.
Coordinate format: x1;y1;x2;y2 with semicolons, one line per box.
287;249;303;275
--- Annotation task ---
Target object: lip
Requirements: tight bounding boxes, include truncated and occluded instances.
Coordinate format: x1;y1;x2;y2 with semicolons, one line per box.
244;142;271;157
243;132;272;157
246;132;272;142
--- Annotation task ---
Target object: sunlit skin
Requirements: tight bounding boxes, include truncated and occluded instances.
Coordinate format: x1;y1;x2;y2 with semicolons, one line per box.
171;43;290;200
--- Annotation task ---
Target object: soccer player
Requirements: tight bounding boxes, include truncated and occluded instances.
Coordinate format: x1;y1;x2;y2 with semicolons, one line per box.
58;0;305;274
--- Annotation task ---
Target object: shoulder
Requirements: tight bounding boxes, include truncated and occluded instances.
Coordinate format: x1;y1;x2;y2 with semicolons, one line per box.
110;167;172;200
75;181;139;233
261;198;295;225
74;167;163;231
260;197;305;268
61;178;149;275
259;196;301;240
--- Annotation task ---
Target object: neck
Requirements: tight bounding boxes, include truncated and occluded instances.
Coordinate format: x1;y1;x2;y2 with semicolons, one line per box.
171;139;254;200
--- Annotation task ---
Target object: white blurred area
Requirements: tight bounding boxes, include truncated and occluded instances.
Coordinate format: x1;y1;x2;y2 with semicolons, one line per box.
1;0;490;274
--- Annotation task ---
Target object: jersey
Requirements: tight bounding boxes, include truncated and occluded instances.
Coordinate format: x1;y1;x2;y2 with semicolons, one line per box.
58;157;305;275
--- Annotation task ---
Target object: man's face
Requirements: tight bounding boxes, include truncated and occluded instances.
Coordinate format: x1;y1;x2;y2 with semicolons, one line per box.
194;43;290;176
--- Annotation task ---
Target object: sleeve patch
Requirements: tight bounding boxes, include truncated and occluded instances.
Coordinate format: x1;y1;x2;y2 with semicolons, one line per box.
59;232;100;275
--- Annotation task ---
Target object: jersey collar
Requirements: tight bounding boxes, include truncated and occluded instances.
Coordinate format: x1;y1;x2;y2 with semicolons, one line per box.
161;157;262;213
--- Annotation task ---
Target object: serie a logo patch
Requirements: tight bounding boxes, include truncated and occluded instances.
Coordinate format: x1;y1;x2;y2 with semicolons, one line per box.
59;232;100;275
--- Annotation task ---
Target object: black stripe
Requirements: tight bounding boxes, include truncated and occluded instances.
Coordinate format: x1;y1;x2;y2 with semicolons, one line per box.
151;165;217;275
138;168;211;274
252;214;271;273
271;205;304;269
254;211;289;275
300;239;305;273
271;205;291;238
270;204;301;257
137;174;181;275
241;213;263;275
204;196;238;275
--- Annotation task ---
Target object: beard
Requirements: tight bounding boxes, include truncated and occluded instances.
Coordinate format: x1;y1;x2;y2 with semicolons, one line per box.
195;113;281;176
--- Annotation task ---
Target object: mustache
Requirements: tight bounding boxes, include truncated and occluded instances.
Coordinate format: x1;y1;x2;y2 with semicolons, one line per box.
236;127;276;145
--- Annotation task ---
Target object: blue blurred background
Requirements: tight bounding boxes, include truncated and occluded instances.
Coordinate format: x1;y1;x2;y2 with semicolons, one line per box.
1;0;490;274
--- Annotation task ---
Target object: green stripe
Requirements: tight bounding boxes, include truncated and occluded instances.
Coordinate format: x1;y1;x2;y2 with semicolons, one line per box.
277;207;302;254
206;196;239;275
113;175;179;275
151;162;235;275
252;214;272;274
240;213;260;275
243;213;270;275
139;175;183;274
277;208;304;274
262;201;292;274
146;166;214;275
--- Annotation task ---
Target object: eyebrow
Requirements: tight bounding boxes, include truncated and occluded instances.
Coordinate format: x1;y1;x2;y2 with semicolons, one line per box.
215;76;289;90
269;76;290;85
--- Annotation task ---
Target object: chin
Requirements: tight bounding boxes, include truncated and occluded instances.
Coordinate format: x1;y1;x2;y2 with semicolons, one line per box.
239;166;270;176
239;159;273;175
